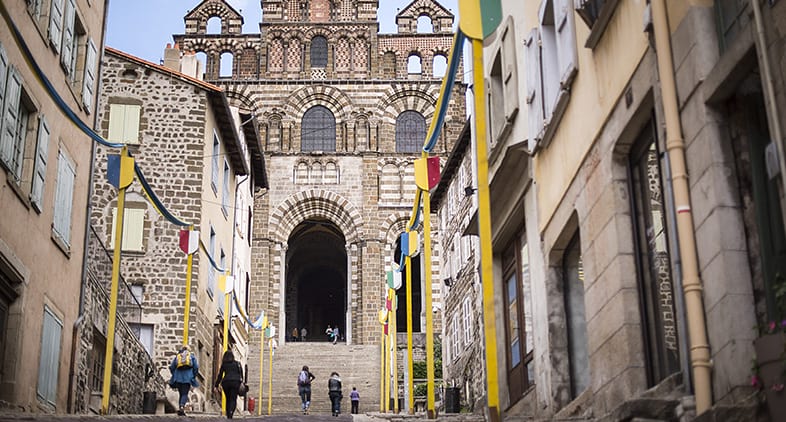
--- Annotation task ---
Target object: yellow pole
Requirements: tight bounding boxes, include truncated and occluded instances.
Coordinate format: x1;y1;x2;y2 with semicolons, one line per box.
422;190;436;419
221;274;230;415
380;323;385;412
182;237;194;346
384;311;391;413
651;0;712;413
405;254;414;414
101;148;133;414
472;38;500;422
258;329;264;416
391;288;399;413
267;338;274;415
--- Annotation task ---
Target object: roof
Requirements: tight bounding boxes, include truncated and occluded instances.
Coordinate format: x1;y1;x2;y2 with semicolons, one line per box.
239;112;268;189
104;47;249;176
431;120;470;209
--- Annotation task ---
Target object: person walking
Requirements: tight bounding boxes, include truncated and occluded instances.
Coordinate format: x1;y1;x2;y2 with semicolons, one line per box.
328;372;343;416
301;327;308;342
297;365;316;414
350;387;360;414
169;345;199;416
213;350;244;419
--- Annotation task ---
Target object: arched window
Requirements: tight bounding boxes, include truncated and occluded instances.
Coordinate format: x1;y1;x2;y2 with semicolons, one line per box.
417;15;433;33
207;16;222;34
301;105;336;151
433;54;448;78
407;54;422;74
311;36;328;68
395;111;426;153
220;52;233;77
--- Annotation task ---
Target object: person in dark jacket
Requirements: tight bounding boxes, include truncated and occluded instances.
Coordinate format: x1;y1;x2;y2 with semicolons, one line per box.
328;372;342;416
213;350;244;419
169;345;199;416
297;365;316;414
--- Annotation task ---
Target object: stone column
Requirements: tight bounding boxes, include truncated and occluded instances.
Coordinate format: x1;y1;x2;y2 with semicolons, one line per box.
346;242;354;345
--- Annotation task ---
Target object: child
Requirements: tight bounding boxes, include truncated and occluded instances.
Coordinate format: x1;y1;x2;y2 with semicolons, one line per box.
350;386;360;414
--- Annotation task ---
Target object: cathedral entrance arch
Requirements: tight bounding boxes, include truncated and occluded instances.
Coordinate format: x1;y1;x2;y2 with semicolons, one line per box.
285;219;346;342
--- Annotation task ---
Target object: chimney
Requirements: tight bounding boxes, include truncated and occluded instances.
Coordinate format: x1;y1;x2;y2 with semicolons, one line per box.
163;42;181;71
180;51;203;80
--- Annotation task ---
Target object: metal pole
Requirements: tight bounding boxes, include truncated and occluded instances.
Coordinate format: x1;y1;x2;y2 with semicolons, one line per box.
182;246;194;346
391;288;399;413
267;338;274;415
258;328;264;416
406;254;415;414
471;38;501;422
422;191;436;418
380;322;385;412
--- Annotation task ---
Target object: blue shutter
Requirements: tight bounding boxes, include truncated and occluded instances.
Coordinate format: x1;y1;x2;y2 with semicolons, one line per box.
37;308;63;405
0;67;21;166
53;152;75;245
82;39;97;112
30;116;50;211
48;0;64;53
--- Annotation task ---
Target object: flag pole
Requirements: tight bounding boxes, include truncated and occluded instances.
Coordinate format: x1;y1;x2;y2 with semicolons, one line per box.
391;288;399;413
267;337;274;415
384;309;391;413
422;189;436;419
182;228;195;346
380;321;385;412
405;254;415;414
258;327;264;415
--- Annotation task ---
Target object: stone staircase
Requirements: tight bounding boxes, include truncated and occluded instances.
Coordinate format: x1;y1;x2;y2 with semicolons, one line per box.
255;342;381;415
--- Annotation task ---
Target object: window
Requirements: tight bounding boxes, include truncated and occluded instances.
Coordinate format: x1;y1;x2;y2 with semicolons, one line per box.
575;0;619;48
301;105;336;152
53;150;76;247
0;65;31;181
207;226;216;298
433;54;447;78
130;285;143;305
489;53;505;142
526;0;577;151
462;297;472;345
417;16;434;33
111;205;145;252
48;0;65;53
503;234;533;401
219;52;233;78
451;314;460;361
211;131;220;192
31;116;51;211
407;54;422;75
395;111;426;153
207;16;222;34
89;331;105;392
130;323;154;356
107;104;140;144
222;160;230;216
563;234;589;398
715;0;748;52
59;0;77;75
311;36;328;68
246;206;252;245
37;307;63;406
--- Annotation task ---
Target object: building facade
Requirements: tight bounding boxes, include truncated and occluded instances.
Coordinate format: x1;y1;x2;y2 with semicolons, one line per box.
460;0;786;420
171;0;467;398
89;46;266;410
0;0;108;412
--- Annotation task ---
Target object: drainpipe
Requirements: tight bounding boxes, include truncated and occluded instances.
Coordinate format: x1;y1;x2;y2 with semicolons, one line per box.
750;0;786;193
650;0;713;414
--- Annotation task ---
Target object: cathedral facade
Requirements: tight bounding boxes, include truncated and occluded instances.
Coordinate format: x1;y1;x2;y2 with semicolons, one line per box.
173;0;465;358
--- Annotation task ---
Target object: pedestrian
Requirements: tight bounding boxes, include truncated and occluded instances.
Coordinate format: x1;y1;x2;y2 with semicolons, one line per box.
213;350;245;419
332;326;340;344
297;365;316;414
325;325;333;342
328;371;343;416
301;327;308;342
168;345;199;416
292;327;300;342
350;387;360;414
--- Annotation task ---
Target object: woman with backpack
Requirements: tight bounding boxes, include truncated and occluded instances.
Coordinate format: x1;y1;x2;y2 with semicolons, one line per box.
213;350;245;419
297;365;316;414
169;345;199;416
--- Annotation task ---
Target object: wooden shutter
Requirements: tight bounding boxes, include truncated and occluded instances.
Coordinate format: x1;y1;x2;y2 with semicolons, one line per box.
211;132;220;190
0;43;8;126
0;67;21;166
48;0;64;52
554;0;578;87
525;29;543;152
107;104;124;142
53;151;75;245
123;105;140;143
82;39;97;112
502;25;520;122
59;0;76;72
37;308;62;405
112;207;144;251
222;161;230;214
31;116;50;211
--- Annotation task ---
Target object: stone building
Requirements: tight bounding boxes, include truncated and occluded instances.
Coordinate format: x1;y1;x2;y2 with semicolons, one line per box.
0;0;108;412
89;46;267;410
469;0;786;421
170;0;466;407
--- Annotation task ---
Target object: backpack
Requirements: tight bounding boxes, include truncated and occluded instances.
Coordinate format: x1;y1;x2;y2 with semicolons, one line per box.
298;370;309;386
176;350;193;368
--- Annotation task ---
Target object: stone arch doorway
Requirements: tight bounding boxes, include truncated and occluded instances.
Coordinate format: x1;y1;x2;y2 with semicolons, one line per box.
285;218;347;342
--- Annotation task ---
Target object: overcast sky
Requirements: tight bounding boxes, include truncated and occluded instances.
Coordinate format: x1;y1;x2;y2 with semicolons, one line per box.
105;0;460;64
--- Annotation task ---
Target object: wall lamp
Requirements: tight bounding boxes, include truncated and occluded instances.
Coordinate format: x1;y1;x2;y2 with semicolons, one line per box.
464;186;477;197
443;277;454;287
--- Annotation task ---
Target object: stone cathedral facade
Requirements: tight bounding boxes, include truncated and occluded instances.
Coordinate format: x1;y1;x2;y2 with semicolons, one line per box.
173;0;465;364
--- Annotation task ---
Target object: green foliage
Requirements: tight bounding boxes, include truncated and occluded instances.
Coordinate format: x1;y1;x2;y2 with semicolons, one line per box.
412;340;443;379
414;383;427;397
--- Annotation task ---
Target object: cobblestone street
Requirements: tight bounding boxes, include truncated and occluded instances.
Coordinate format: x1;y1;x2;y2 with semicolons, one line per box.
0;413;485;422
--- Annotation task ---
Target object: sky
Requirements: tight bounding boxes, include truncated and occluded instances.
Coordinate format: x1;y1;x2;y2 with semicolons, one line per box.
105;0;460;65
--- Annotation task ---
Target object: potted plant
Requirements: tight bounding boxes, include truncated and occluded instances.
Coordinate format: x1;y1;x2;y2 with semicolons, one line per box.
752;274;786;417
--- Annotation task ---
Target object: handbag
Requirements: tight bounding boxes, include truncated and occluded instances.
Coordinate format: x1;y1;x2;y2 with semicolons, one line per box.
238;383;248;397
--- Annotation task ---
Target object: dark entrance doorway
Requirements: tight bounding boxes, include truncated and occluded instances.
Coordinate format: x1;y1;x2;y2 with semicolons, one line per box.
394;238;422;332
285;219;346;342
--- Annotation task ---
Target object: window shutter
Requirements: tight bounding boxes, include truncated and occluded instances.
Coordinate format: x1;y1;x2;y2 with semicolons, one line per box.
502;27;520;122
525;29;543;152
211;133;219;190
48;0;64;52
82;39;97;112
31;116;50;211
0;43;8;120
53;152;75;245
123;105;140;143
222;161;230;214
112;207;144;251
107;104;124;142
37;308;62;405
0;67;22;166
59;0;76;71
554;0;578;87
